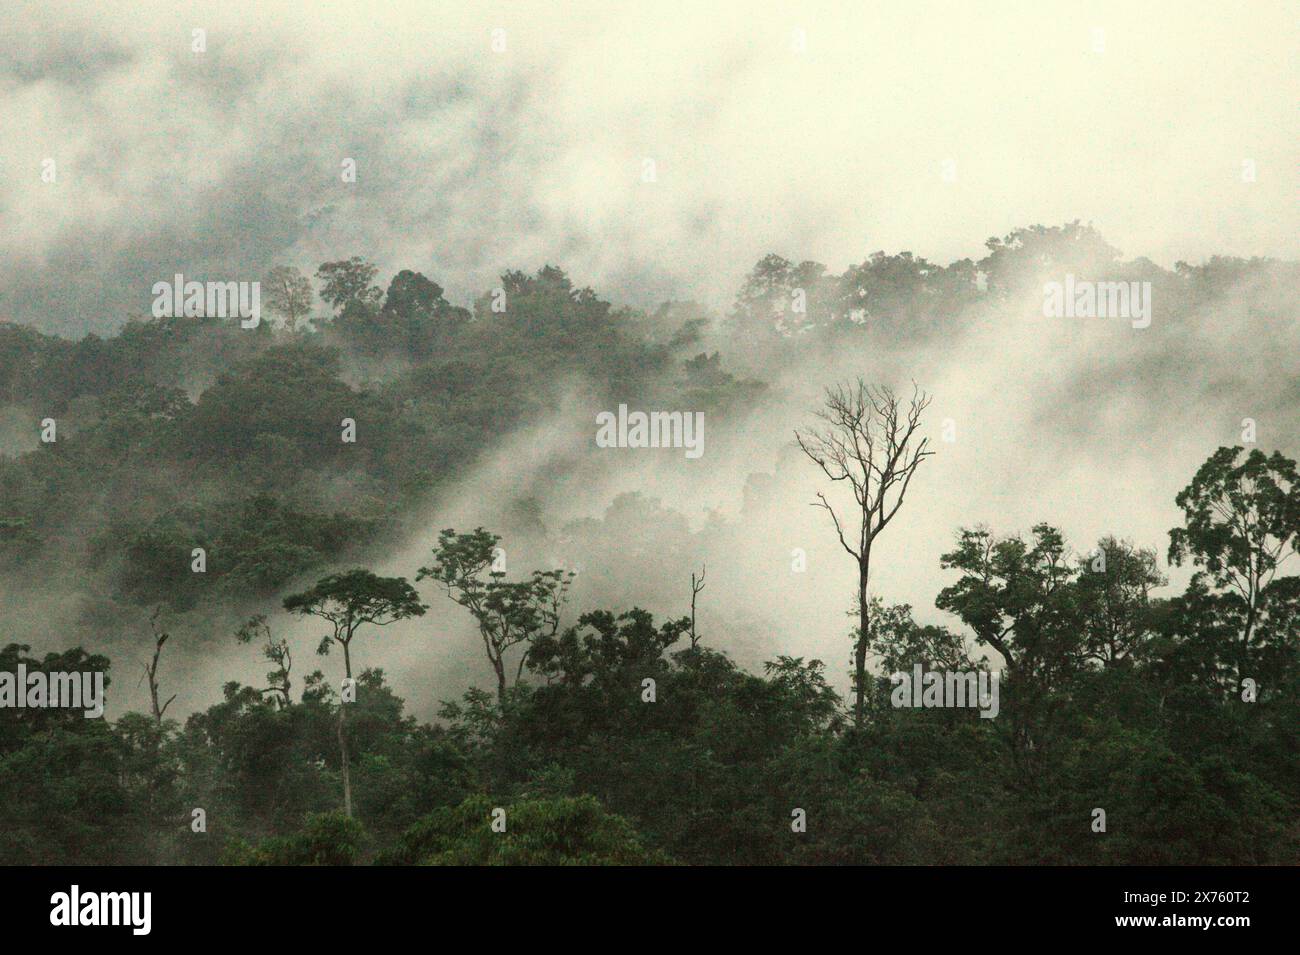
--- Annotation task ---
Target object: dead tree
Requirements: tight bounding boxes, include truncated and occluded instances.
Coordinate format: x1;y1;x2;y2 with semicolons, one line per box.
795;380;933;728
145;606;177;726
689;566;706;649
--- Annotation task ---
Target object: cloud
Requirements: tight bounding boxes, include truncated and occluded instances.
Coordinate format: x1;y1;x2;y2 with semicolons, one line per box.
2;0;1296;335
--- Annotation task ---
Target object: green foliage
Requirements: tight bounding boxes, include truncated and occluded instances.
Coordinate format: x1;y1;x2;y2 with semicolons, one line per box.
315;258;382;313
418;528;571;700
379;795;668;865
1167;447;1299;687
3;434;1297;865
224;811;364;865
0;237;1294;866
282;569;427;642
114;496;377;609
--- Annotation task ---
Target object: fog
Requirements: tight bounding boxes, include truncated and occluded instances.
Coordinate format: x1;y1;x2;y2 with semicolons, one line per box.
5;1;1296;334
1;0;1296;718
276;257;1297;718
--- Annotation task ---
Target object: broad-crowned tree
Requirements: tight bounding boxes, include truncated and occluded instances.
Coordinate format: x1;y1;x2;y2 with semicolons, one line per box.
314;257;382;314
283;569;425;818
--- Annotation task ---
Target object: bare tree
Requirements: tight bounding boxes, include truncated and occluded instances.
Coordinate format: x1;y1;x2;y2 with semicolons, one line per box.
689;565;706;649
144;606;176;726
262;265;314;332
795;380;933;727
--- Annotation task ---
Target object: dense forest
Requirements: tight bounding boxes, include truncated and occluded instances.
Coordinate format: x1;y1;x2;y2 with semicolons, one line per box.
0;223;1295;865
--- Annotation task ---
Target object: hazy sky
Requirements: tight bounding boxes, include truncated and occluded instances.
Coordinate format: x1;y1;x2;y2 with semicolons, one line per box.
3;0;1296;335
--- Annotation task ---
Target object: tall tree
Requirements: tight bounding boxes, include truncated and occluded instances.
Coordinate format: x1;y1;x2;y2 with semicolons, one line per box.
1168;447;1299;686
936;523;1077;679
935;523;1081;784
795;380;933;727
282;570;426;817
1074;536;1165;668
380;270;468;357
382;269;444;320
418;529;571;702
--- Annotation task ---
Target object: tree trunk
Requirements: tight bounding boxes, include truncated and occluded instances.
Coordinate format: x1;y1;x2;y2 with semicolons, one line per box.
1240;573;1259;686
854;548;871;728
338;707;353;818
494;657;507;703
340;641;354;818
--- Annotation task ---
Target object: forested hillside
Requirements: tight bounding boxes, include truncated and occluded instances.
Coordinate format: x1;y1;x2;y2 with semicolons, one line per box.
0;223;1295;864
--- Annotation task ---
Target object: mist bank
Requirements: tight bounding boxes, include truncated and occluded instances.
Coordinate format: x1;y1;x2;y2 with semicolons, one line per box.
5;1;1297;337
246;244;1300;718
0;224;1295;722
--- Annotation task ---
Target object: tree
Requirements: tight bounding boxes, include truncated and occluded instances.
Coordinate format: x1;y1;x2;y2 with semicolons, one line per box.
1168;447;1299;685
1075;537;1165;668
380;270;468;357
315;257;382;314
143;606;176;726
936;523;1077;680
832;251;980;336
527;608;689;690
262;265;314;331
795;380;933;727
417;529;572;702
730;254;831;336
235;614;293;708
282;570;426;817
935;524;1081;779
688;565;706;650
978;220;1122;297
862;597;973;679
382;270;444;320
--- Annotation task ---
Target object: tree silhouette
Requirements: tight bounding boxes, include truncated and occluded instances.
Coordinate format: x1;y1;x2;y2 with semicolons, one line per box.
283;569;426;817
418;529;571;702
796;380;933;727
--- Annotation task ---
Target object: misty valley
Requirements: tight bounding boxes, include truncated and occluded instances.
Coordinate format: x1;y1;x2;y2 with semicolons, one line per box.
5;7;1298;941
0;222;1294;868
